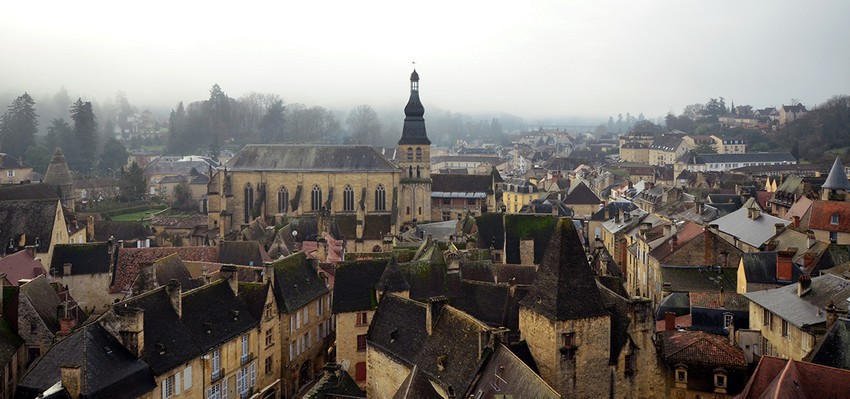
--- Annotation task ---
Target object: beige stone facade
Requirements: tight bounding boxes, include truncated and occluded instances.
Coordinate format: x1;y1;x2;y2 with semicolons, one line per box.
365;346;410;399
335;310;373;386
281;294;333;397
748;301;815;360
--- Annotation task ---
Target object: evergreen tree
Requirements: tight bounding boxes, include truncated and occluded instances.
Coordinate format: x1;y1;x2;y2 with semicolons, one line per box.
99;138;129;175
258;99;286;143
120;161;147;201
70;98;98;173
0;93;38;158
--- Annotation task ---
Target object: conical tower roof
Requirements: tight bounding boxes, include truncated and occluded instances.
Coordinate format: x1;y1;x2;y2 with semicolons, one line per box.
43;147;74;186
822;157;850;191
376;256;410;294
520;218;607;321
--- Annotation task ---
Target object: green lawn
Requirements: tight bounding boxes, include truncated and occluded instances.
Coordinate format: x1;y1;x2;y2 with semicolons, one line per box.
110;207;167;221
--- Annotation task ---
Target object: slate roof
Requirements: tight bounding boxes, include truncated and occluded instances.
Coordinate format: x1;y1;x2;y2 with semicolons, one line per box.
0;250;45;285
745;274;850;329
43;148;74;187
493;264;538;285
660;266;737;293
520;218;608;321
93;220;152;241
150;254;204;291
739;252;804;288
657;330;746;368
15;323;155;399
650;135;684;151
304;365;366;399
690;291;749;312
469;344;559;399
822;157;850;190
700;152;796;164
561;181;601;205
180;280;257;353
49;242;112;277
271;252;329;313
737;356;850;399
431;174;492;194
806;317;850;370
806;200;850;233
391;365;441;399
111;246;219;294
450;280;525;330
712;198;789;248
217;240;271;266
0;317;22;372
332;259;385;313
367;294;428;365
226;145;398;172
0;200;59;254
0;184;61;201
19;275;63;332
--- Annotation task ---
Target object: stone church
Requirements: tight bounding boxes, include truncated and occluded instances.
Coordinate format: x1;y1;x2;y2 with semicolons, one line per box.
207;70;432;250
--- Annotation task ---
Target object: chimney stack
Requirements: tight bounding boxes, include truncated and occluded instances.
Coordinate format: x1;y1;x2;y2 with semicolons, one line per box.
60;365;82;399
797;274;812;297
263;262;274;286
166;279;182;318
696;201;705;215
665;312;676;331
220;265;239;296
426;296;448;336
774;223;785;236
776;250;795;282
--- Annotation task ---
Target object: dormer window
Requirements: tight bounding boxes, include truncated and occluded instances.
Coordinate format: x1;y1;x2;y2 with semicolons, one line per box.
713;368;729;393
561;332;575;350
832;212;839;225
674;365;688;387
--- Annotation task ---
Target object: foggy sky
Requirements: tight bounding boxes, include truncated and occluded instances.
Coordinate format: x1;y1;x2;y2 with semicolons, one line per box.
2;0;849;120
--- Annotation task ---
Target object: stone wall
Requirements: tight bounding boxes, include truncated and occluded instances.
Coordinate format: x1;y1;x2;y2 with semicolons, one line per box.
55;273;116;315
335;310;373;385
365;348;411;399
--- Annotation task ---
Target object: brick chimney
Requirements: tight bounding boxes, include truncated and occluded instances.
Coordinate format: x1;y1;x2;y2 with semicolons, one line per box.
426;296;448;336
797;274;812;297
220;265;239;296
60;365;82;399
664;312;676;331
776;250;795;282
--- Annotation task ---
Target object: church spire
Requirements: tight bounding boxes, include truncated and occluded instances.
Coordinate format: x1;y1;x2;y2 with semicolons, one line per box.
399;69;430;145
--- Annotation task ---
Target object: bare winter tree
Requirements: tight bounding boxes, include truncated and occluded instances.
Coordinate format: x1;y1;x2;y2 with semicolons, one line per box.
346;104;382;145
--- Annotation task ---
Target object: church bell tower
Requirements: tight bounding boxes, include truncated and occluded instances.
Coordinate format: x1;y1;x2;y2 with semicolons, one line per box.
398;70;431;225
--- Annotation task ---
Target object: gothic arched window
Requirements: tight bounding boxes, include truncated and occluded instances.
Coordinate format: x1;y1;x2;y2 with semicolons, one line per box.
277;187;289;214
415;147;422;161
311;185;322;211
375;184;386;211
343;185;355;211
244;183;254;223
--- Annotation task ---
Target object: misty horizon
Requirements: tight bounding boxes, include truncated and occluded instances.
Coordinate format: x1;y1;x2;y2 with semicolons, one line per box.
2;1;849;124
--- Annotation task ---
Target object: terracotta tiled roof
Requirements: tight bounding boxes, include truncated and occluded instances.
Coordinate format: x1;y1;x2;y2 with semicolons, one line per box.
689;291;748;311
737;356;850;399
110;246;219;294
649;222;703;261
807;200;850;233
658;330;746;368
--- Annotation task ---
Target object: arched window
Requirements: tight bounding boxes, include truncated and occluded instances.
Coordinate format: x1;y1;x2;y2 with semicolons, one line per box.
244;183;254;223
416;166;421;178
278;187;289;214
343;185;355;211
415;147;422;161
407;147;413;161
311;184;322;211
375;184;386;211
409;166;413;177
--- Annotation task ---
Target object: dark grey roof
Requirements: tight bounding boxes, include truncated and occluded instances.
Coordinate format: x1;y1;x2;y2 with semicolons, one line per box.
376;257;410;294
398;70;430;146
699;152;797;164
520;218;608;321
367;294;428;365
431;174;492;194
807;318;850;370
822;157;850;190
16;323;155;399
0;184;61;201
449;280;524;329
180;280;257;353
0;318;22;372
712;198;789;248
19;276;62;332
332;260;384;313
93;220;152;241
745;274;850;329
49;242;112;277
562;181;601;205
740;252;804;286
0;200;59;254
304;364;366;399
271;252;329;313
226;145;398;172
660;266;737;293
151;254;203;291
217;241;269;266
391;366;441;399
468;344;559;398
650;135;684;151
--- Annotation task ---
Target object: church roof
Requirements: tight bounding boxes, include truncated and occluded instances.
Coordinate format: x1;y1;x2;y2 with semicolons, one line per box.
226;145;397;172
399;70;430;146
43;147;74;186
520;218;608;321
822;157;850;190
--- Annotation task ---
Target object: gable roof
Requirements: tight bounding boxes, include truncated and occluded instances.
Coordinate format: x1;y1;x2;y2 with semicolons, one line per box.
431;174;493;194
520;218;608;321
111;246;219;294
16;323;155;399
562;181;601;205
49;242;112;277
226;144;398;172
745;274;850;329
807;200;850;233
468;344;559;399
0;184;61;201
806;317;850;370
19;275;63;332
391;365;442;399
739;252;804;286
657;330;746;368
0;200;60;254
737;356;850;399
0;249;45;285
712;198;789;248
93;220;152;242
271;252;329;313
332;259;385;314
217;240;271;266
